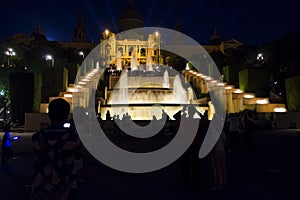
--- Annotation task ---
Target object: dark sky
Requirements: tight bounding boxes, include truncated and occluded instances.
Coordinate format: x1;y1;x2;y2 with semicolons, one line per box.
0;0;299;45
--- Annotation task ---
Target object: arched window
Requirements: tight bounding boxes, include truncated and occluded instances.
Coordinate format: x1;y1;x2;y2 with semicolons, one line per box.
140;48;146;56
129;47;134;56
118;47;123;55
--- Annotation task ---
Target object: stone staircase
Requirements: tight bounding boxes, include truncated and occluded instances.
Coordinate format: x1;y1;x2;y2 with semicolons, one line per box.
40;68;287;115
183;70;286;114
40;68;102;113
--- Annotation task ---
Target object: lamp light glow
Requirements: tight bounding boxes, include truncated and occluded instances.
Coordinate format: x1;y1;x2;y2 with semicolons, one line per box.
204;77;212;81
257;53;264;61
64;94;73;98
256;99;269;104
45;55;53;60
217;83;225;86
79;51;84;58
274;107;287;113
67;88;78;93
234;89;243;93
243;94;255;98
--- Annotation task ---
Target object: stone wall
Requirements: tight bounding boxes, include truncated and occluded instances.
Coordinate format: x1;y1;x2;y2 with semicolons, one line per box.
239;68;270;97
25;113;50;131
275;112;300;129
285;76;300;111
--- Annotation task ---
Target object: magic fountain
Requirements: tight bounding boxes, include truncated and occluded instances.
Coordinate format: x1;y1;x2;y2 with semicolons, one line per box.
102;67;204;120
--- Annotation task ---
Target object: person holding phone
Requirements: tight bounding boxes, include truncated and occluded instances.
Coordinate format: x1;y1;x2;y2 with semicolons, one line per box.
1;125;17;165
31;98;82;200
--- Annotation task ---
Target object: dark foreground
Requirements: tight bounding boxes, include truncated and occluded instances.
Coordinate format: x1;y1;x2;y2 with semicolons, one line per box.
1;128;300;200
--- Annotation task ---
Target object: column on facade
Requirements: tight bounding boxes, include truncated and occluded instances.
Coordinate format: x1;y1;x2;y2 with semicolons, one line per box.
186;73;192;83
225;89;233;113
201;78;208;94
182;70;188;83
197;75;203;93
72;92;82;108
210;84;226;110
232;93;244;113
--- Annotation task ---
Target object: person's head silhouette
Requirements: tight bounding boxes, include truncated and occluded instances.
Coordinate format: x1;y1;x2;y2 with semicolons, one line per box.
48;98;70;124
187;105;197;118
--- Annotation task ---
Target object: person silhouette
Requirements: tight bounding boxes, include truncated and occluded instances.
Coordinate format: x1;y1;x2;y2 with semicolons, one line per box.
125;112;131;120
152;115;157;121
187;105;204;119
180;105;210;191
1;125;14;165
161;109;170;121
227;113;241;151
97;113;104;128
106;110;112;120
211;124;227;190
31;98;82;200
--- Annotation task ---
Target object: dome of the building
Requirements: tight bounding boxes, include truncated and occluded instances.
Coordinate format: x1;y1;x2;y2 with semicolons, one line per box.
120;1;142;20
119;0;144;32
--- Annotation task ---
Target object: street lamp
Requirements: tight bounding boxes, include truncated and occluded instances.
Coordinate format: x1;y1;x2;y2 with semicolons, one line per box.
105;29;109;39
155;31;160;65
0;89;7;125
105;45;111;68
257;53;264;62
44;54;54;66
79;51;85;59
4;48;16;67
155;31;159;37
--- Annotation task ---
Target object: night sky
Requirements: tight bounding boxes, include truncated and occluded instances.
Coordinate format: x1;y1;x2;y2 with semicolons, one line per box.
0;0;299;45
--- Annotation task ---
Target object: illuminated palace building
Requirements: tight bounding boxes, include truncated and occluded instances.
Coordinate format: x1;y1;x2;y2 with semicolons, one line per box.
83;1;284;119
98;1;242;69
100;29;162;71
0;0;288;131
37;0;286;121
73;1;241;119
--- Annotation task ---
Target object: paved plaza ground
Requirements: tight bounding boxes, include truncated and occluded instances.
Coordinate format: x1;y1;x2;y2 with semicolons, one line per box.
1;127;300;200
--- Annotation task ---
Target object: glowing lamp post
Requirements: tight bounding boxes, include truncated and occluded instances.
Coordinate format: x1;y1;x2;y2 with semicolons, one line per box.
0;90;7;125
105;29;109;39
155;31;160;65
4;48;16;67
103;29;110;68
257;53;264;62
79;51;85;59
44;54;54;66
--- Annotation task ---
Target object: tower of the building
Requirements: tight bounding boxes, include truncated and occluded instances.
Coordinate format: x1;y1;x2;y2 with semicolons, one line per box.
174;18;183;33
31;21;47;42
209;27;223;45
170;19;185;45
73;16;88;42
